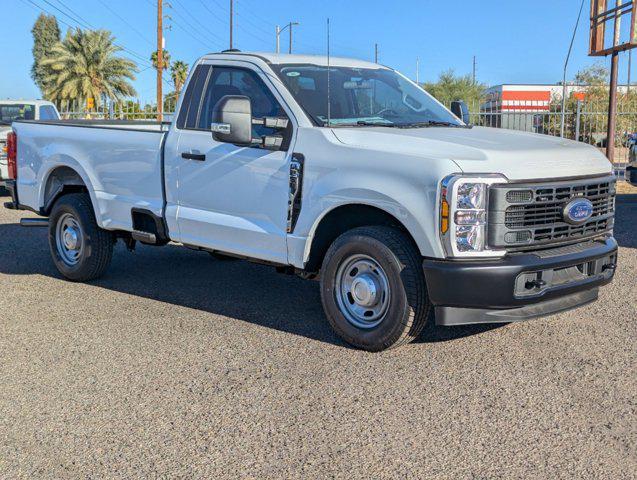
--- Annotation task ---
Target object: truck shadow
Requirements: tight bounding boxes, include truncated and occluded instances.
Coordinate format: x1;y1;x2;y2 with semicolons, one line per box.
0;220;501;349
2;195;632;348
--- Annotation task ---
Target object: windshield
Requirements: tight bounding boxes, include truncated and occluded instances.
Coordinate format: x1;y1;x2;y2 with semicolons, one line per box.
273;65;463;128
0;104;36;124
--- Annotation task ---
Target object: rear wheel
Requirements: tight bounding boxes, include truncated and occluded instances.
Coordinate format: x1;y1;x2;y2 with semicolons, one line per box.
48;193;114;281
320;226;431;351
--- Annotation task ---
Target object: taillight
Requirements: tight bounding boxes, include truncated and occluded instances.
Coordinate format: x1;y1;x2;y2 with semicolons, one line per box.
6;131;17;180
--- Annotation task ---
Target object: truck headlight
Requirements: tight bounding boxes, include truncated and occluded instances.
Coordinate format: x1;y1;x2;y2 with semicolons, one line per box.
440;174;507;258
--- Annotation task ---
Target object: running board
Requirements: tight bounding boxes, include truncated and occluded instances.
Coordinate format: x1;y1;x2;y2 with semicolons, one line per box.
131;230;157;244
20;218;49;227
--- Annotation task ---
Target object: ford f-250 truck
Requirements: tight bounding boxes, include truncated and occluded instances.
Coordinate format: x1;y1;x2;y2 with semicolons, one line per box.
4;52;618;351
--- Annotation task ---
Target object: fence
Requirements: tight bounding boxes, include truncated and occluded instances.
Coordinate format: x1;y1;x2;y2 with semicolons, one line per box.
58;97;634;178
466;99;636;178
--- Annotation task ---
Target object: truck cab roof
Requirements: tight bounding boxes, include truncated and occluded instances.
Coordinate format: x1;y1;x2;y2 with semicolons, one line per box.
203;51;388;69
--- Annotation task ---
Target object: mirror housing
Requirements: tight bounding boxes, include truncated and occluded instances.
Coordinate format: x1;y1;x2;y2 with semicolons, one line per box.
211;95;252;145
450;100;470;124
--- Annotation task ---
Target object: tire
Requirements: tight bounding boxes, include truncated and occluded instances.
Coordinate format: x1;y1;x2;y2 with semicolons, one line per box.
48;193;114;281
320;226;431;351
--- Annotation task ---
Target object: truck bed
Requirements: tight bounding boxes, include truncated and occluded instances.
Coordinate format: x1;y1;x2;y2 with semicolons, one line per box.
13;120;168;232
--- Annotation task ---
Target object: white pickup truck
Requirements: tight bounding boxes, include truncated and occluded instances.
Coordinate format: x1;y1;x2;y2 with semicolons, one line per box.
4;52;618;351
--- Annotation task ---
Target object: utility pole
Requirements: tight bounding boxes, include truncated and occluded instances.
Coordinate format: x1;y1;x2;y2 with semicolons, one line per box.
374;43;378;63
472;56;476;84
229;0;233;49
156;0;163;123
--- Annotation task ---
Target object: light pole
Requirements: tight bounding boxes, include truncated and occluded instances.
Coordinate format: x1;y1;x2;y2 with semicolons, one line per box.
276;22;300;54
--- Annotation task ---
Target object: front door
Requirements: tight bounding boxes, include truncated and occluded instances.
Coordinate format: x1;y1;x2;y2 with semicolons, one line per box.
172;64;294;264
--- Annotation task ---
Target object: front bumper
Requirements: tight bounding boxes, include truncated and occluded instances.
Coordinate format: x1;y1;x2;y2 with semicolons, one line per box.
423;237;617;326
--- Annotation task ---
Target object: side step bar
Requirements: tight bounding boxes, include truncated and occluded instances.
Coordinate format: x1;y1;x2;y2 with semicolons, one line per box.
20;218;49;227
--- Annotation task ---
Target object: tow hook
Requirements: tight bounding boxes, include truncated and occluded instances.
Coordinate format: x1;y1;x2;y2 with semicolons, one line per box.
19;218;49;227
525;278;547;290
602;263;616;273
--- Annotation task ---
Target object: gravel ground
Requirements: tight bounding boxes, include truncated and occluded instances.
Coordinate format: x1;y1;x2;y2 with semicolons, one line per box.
0;194;635;479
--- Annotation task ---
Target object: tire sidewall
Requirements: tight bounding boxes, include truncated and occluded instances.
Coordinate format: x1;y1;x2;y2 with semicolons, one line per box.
321;232;412;349
48;199;94;280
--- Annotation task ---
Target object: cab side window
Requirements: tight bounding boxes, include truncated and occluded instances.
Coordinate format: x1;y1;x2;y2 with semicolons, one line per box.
198;67;286;138
39;105;59;120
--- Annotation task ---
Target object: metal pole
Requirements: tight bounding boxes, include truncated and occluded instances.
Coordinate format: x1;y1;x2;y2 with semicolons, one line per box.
607;4;622;162
229;0;233;49
575;100;582;141
607;50;620;161
276;25;280;53
472;55;476;84
561;0;585;137
289;23;293;54
157;0;163;123
416;58;419;84
374;43;378;63
629;49;632;93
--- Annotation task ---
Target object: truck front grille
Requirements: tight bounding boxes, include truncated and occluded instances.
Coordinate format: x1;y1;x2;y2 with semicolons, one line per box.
488;175;616;251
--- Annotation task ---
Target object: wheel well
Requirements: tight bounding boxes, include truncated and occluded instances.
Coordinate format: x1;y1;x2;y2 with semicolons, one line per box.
305;204;418;272
43;166;88;214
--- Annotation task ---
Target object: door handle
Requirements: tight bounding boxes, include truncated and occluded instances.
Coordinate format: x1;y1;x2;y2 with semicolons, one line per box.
181;152;206;161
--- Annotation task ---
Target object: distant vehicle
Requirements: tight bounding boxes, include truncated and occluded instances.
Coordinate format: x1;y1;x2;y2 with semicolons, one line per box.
1;100;59;183
3;52;618;351
628;134;637;186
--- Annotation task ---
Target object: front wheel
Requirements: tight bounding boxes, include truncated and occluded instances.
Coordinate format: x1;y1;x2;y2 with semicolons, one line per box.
48;193;114;281
320;226;431;351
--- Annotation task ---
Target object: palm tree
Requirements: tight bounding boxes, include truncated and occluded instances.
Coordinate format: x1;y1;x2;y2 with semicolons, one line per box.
170;60;189;94
42;29;137;106
151;49;171;71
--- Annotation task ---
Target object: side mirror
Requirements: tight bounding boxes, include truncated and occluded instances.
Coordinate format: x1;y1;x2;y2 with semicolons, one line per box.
450;100;470;124
211;95;252;145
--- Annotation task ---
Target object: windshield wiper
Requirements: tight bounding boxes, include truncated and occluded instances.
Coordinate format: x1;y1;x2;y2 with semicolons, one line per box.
356;120;396;127
397;121;465;129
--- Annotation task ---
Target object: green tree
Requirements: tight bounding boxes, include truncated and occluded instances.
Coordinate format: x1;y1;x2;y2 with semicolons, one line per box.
31;13;61;97
151;49;171;71
170;60;189;94
423;70;487;108
42;29;137;106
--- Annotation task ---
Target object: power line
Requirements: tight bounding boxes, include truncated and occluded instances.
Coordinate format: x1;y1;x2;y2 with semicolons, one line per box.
165;0;225;48
95;0;154;46
33;0;152;66
171;0;226;44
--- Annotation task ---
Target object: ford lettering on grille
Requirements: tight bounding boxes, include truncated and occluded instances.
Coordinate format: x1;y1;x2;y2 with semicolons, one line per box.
563;198;594;225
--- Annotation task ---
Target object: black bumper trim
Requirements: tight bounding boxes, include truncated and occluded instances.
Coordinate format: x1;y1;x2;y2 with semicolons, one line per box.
423;237;617;313
435;288;599;326
2;180;40;214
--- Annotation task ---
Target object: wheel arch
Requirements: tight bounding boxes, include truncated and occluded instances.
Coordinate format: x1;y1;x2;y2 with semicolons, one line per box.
40;164;98;220
303;202;427;272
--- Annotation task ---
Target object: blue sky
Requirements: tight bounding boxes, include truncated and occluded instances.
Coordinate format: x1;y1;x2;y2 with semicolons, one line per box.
2;0;633;101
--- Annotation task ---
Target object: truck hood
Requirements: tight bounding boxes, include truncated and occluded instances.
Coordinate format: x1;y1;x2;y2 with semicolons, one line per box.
331;126;612;181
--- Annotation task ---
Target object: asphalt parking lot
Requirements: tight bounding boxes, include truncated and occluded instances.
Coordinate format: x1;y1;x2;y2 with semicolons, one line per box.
0;193;635;479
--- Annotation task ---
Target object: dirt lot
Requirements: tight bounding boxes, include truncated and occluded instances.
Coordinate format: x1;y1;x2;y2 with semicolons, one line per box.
0;194;635;479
